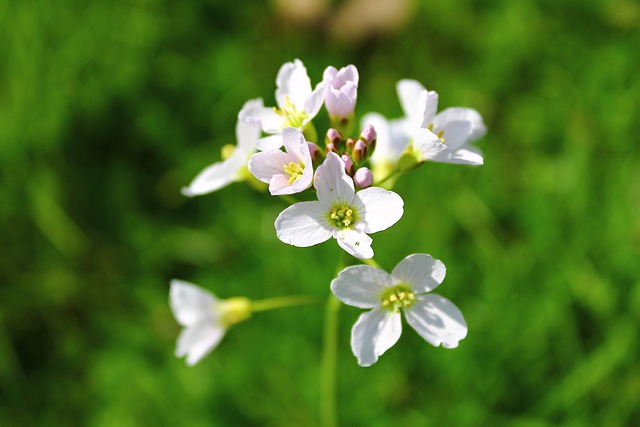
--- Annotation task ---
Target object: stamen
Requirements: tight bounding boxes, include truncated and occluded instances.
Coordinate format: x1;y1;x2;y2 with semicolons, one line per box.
283;162;305;185
328;205;356;228
379;285;416;312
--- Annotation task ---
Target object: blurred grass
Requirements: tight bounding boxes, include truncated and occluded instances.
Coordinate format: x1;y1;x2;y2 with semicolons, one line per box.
1;0;639;425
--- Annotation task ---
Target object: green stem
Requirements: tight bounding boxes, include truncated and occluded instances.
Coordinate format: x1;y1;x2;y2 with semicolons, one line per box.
320;293;341;427
278;195;299;205
373;168;400;188
361;258;382;269
250;295;319;313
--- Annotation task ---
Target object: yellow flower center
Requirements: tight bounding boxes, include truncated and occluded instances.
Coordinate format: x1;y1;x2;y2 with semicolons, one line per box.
283;161;305;185
427;124;446;144
328;205;356;228
274;96;308;128
379;284;416;313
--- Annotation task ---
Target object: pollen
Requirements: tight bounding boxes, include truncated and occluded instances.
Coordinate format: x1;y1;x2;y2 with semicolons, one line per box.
274;96;308;128
380;285;416;313
283;161;305;185
329;205;356;228
427;124;446;144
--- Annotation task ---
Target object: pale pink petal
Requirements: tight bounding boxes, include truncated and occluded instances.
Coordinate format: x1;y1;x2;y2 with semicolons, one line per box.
352;187;404;234
181;150;245;197
256;134;285;151
281;127;307;162
176;322;225;366
276;59;312;111
413;128;447;161
391;254;446;293
242;105;283;134
275;201;333;247
404;294;467;349
170;280;218;327
331;265;393;308
351;308;402;367
304;82;326;119
269;174;294;195
247;150;291;183
314;152;355;207
335;228;374;259
235;99;263;151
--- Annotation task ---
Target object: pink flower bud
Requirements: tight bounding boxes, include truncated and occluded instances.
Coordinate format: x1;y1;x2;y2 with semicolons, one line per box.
325;142;338;154
326;128;343;146
353;140;367;162
353;167;373;188
345;137;356;152
307;142;321;162
323;65;359;119
359;124;377;145
341;154;355;176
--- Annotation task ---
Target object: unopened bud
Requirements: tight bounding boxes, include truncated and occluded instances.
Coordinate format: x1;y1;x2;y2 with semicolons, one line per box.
345;137;356;152
325;142;339;154
353;140;367;162
353;167;373;188
341;154;355;176
359;125;377;145
307;142;322;163
325;128;343;147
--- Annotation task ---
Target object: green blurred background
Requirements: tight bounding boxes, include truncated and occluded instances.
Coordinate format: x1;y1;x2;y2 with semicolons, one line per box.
1;0;639;425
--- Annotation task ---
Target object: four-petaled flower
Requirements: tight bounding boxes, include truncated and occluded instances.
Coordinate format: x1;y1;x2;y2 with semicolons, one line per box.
248;127;313;195
331;254;468;366
242;59;325;151
323;65;359;120
182;99;262;196
275;152;404;259
170;280;251;366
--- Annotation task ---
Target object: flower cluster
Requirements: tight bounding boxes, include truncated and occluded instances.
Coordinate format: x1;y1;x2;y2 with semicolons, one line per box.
173;59;486;367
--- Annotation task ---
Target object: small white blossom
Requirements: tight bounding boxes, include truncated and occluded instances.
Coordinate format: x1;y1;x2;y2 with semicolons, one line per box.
323;65;359;119
169;280;251;366
242;59;325;150
182;99;262;196
274;152;403;259
331;254;467;366
248;127;313;195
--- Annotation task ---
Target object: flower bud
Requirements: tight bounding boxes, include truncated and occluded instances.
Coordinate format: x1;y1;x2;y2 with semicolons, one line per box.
323;65;359;119
341;154;355;176
353;140;367;162
345;137;356;153
353;167;373;188
359;124;377;145
307;142;322;163
326;128;343;147
325;142;339;154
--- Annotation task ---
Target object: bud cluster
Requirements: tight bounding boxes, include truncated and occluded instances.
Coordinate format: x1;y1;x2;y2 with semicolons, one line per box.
323;124;377;188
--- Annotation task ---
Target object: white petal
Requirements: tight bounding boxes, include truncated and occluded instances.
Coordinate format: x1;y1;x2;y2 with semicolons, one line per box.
433;120;472;150
331;265;393;308
282;127;308;162
247;150;291;183
245;107;284;134
431;146;484;166
304;82;326;119
176;322;225;366
391;254;446;293
256;134;285;151
314;152;355;207
435;107;486;142
236;98;264;150
268;174;294;195
363;113;410;168
326;84;357;118
169;280;218;327
276;59;312;110
335;228;374;259
413;128;447;161
404;294;467;349
275;201;333;247
351;308;402;367
181;151;245;197
397;79;426;119
420;90;439;128
353;187;404;234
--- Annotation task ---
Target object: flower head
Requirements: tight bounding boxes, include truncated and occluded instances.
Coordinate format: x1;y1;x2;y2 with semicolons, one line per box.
242;59;325;150
323;65;359;119
397;79;486;166
248;127;313;195
169;280;251;366
331;254;467;366
182;99;262;196
274;152;403;259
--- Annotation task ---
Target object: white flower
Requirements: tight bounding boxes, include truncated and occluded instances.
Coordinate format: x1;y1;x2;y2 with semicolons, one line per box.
331;254;467;367
169;280;251;366
242;59;325;150
397;79;486;166
274;152;403;259
182;99;262;196
323;64;359;119
247;127;313;195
